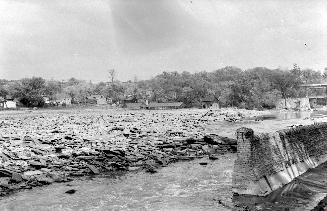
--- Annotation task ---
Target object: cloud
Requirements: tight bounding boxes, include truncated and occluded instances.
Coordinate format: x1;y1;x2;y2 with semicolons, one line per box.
0;0;326;81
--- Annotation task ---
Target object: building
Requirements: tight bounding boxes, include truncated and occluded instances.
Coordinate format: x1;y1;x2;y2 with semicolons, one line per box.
0;97;5;109
2;95;17;109
299;84;327;109
87;95;107;105
147;102;183;110
201;97;220;109
201;97;214;109
57;97;72;106
275;83;327;110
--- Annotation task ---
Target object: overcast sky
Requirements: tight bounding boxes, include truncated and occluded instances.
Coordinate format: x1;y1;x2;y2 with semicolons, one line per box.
0;0;326;82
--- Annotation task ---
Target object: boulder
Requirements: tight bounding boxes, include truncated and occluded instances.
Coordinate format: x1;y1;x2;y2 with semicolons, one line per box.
36;176;54;185
65;189;76;194
11;172;23;183
87;164;99;174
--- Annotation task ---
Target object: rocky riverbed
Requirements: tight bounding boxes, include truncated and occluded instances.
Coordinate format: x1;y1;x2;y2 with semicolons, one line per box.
0;108;263;197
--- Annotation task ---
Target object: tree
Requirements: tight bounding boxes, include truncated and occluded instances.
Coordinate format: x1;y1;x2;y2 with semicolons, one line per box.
323;68;327;79
0;86;8;98
14;77;46;107
44;80;62;100
108;69;115;85
271;70;300;108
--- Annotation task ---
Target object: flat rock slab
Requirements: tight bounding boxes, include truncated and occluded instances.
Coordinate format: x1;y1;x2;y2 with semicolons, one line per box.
24;170;43;177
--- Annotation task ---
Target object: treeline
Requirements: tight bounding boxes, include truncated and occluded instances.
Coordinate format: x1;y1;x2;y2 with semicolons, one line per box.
0;65;326;109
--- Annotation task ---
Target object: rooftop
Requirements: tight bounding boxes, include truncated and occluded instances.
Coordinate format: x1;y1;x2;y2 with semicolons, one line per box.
300;84;327;87
148;102;183;107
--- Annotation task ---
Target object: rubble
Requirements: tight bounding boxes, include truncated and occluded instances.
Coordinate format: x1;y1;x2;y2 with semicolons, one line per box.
0;108;241;196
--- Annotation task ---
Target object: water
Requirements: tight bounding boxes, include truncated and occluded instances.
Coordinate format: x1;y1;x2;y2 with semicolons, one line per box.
0;155;235;211
3;154;327;211
234;162;327;210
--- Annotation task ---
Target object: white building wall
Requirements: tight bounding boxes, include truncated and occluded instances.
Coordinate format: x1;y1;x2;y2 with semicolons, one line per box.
4;101;16;109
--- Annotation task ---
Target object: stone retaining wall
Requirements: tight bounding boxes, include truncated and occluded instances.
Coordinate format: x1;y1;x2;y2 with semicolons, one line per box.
232;123;327;196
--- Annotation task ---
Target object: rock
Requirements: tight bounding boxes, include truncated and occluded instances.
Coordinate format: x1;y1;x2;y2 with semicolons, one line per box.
0;177;10;188
0;169;13;177
51;130;61;133
128;166;141;171
203;135;220;145
202;145;210;153
186;138;196;145
109;162;127;170
76;156;97;160
23;136;34;143
145;165;158;174
55;146;65;153
199;162;208;166
58;154;71;159
24;170;43;177
102;149;125;157
87;164;100;174
209;155;219;160
50;174;66;183
191;144;201;149
65;189;76;194
31;148;45;155
64;136;73;140
11;172;23;183
29;161;47;169
36;176;54;185
40;168;51;173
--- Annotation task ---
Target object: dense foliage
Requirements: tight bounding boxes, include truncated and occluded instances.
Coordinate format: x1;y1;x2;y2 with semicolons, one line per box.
0;65;324;108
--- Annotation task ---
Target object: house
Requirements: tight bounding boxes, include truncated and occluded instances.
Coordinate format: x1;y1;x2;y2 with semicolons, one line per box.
57;97;72;106
87;95;107;105
147;102;183;110
0;97;5;109
3;95;17;109
201;97;213;109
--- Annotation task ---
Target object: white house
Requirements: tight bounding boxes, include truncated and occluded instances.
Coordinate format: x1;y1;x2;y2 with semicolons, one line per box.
3;96;17;109
4;101;16;109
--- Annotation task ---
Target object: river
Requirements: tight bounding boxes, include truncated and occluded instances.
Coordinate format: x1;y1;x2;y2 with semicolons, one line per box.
1;110;327;210
0;155;235;211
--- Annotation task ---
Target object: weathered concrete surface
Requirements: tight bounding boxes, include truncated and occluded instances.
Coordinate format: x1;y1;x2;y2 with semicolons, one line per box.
232;123;327;196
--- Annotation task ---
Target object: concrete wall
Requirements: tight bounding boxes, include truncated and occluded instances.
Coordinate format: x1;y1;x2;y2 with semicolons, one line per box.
276;97;310;110
232;123;327;196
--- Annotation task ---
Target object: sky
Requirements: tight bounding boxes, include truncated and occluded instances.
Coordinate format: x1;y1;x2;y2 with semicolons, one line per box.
0;0;326;82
